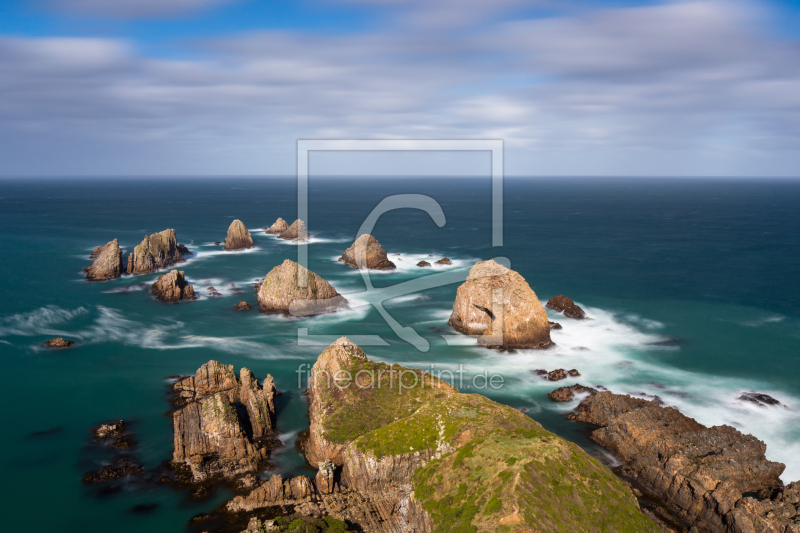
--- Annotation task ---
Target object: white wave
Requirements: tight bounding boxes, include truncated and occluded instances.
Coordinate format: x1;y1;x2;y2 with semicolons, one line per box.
741;316;786;327
333;252;474;276
274;235;352;245
0;340;13;346
0;305;89;337
183;246;263;265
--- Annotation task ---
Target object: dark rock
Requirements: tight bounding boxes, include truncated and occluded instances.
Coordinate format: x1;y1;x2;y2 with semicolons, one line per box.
92;420;136;449
214;241;222;246
151;270;195;302
234;301;252;311
44;337;74;348
548;384;598;402
416;261;431;267
83;457;145;483
547;369;567;381
546;295;586;319
225;219;255;251
28;427;64;439
435;257;452;265
339;235;395;270
739;392;782;407
568;369;580;376
548;321;562;330
129;503;159;515
85;239;124;281
177;244;193;256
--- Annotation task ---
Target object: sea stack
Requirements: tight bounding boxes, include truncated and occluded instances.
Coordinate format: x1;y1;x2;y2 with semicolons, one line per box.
338;234;395;270
265;218;289;234
278;219;308;241
171;360;278;482
449;259;552;349
224;219;254;251
151;270;195;302
84;239;123;281
256;259;346;316
126;229;184;274
546;295;586;319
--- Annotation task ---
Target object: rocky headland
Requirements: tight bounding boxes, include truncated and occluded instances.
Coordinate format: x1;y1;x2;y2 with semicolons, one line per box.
265;218;289;234
546;295;586;319
448;259;552;349
151;270;196;302
225;220;254;251
567;390;800;532
127;229;185;274
279;219;309;241
85;238;124;281
257;259;347;316
171;360;279;482
338;234;396;270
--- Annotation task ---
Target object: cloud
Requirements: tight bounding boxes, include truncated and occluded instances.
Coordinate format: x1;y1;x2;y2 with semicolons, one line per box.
1;0;799;176
49;0;242;18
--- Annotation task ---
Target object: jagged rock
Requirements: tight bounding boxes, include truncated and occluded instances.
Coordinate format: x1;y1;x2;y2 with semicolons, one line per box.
233;301;252;311
338;234;395;270
316;460;336;495
177;244;192;256
568;369;580;376
151;270;195;302
257;259;347;316
127;229;184;274
548;320;562;330
44;337;74;348
548;384;598;402
435;258;452;265
416;260;431;267
546;294;586;319
85;239;123;281
449;259;552;349
171;361;278;482
225;220;254;251
92;420;135;448
83;457;144;483
279;219;308;241
568;391;794;532
265;218;289;234
546;369;566;381
739;391;783;407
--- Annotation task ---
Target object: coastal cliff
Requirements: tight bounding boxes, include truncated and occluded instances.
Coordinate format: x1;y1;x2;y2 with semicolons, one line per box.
449;260;552;349
127;229;184;274
257;259;347;316
339;234;396;270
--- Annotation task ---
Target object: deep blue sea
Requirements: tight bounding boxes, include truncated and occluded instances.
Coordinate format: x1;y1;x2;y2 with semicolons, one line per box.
1;176;799;532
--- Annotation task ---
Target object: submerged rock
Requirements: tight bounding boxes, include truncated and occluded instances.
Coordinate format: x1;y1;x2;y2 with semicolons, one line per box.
224;219;254;251
127;229;185;274
83;457;144;483
265;218;289;234
44;337;75;348
151;270;195;302
449;259;552;349
548;320;562;330
85;239;124;281
338;234;395;270
279;219;308;241
233;301;252;311
257;259;347;316
171;360;278;482
92;420;135;448
739;391;783;407
546;294;586;319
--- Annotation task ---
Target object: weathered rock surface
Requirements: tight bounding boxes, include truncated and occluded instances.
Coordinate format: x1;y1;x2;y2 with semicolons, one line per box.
83;457;144;483
225;219;254;251
546;294;587;319
548;384;598;402
257;259;347;316
416;260;431;267
151;270;195;302
434;258;452;265
233;301;252;311
265;218;289;234
739;391;783;407
127;229;184;274
569;391;797;533
85;239;124;281
279;219;308;241
338;234;395;270
44;337;74;348
92;420;135;448
171;360;278;482
449;259;552;349
548;320;562;330
177;243;192;256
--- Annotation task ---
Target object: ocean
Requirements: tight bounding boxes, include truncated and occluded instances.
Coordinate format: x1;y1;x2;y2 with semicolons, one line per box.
0;176;798;532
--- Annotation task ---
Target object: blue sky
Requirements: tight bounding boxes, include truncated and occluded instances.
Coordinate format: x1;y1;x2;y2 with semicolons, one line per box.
1;0;799;176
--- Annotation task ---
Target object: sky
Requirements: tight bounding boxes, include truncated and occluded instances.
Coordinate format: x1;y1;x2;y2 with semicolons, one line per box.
1;0;799;177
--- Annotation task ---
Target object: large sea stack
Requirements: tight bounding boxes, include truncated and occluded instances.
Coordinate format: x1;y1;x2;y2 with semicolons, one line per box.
568;391;799;532
279;219;309;241
224;219;254;251
449;259;552;349
257;259;346;316
84;239;123;281
265;218;289;234
338;234;395;270
224;338;659;532
171;360;278;482
151;270;195;302
126;229;184;274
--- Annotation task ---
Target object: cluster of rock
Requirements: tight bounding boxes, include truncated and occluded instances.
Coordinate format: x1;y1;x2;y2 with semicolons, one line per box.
546;294;586;319
279;219;308;241
171;360;278;482
339;234;395;270
567;391;800;533
548;383;598;402
448;259;552;349
224;220;254;251
534;368;580;381
264;218;289;234
257;259;347;316
151;270;196;302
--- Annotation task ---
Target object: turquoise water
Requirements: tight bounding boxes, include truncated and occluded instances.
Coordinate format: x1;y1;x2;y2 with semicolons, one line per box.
1;176;799;532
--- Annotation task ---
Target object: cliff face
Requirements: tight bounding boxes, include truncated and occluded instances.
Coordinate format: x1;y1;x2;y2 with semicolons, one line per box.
171;360;278;482
225;337;657;533
266;218;289;234
339;235;396;270
569;391;797;533
279;219;309;241
449;260;552;349
257;259;347;316
127;229;184;274
151;270;195;302
225;220;254;251
85;239;123;281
